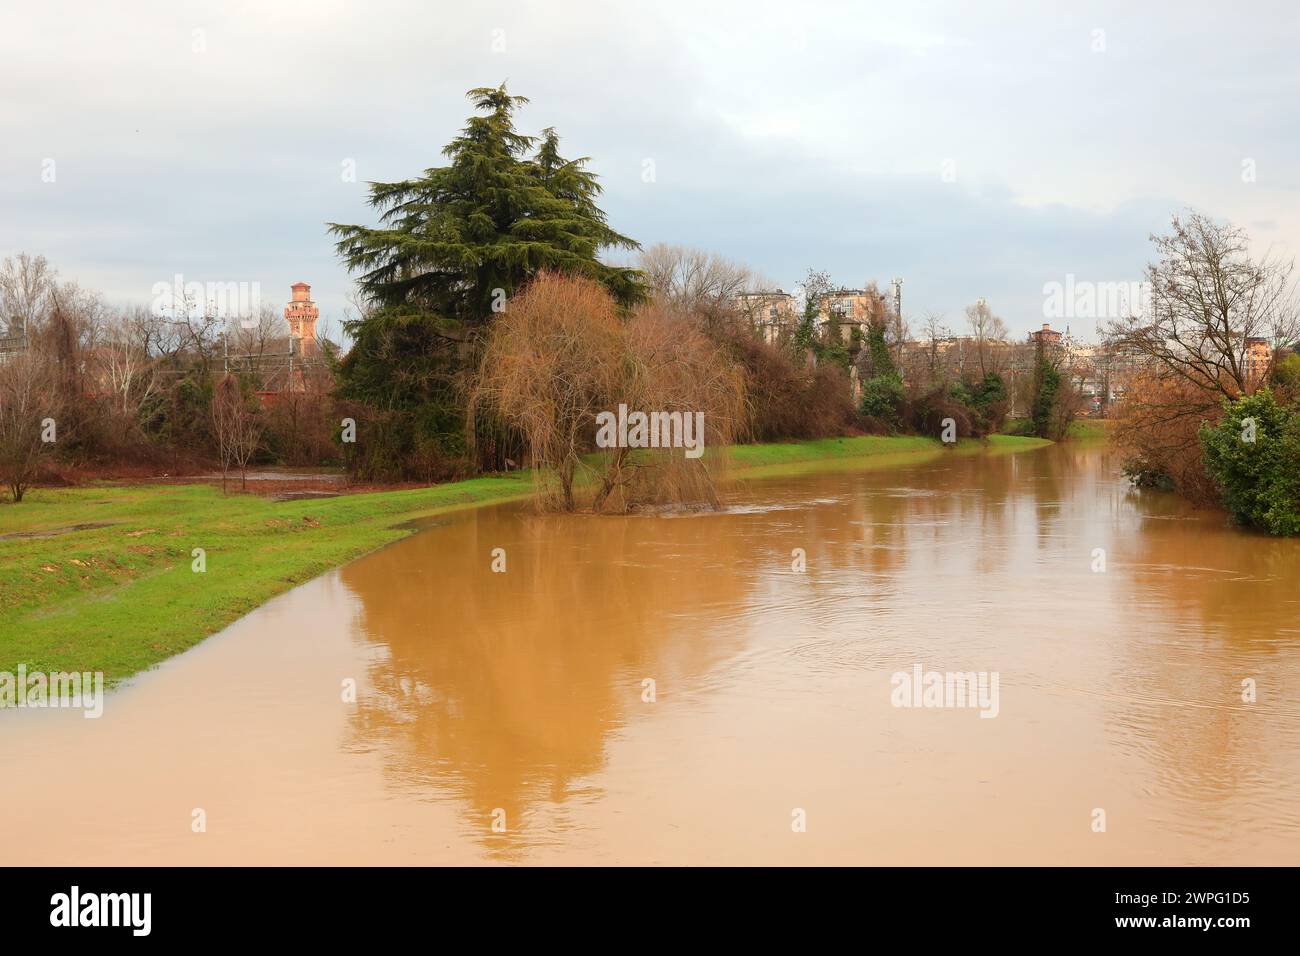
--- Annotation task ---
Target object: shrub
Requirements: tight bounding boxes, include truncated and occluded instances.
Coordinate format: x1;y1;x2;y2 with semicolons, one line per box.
262;380;340;467
1199;389;1300;535
799;363;859;437
908;389;973;440
1113;368;1222;503
860;374;905;432
1269;353;1300;405
942;373;1007;437
1121;460;1174;490
718;329;806;440
710;318;858;441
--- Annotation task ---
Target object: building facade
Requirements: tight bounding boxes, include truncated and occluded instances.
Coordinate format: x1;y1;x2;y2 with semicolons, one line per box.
1244;336;1273;386
817;288;888;344
735;290;797;344
1028;323;1063;346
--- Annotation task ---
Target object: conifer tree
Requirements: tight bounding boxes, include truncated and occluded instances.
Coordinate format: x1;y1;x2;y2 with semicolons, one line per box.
327;84;644;478
329;84;643;324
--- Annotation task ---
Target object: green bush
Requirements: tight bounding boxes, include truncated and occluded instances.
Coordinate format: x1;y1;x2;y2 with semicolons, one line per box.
1030;361;1060;438
1270;353;1300;405
970;372;1007;408
962;372;1009;435
860;374;905;432
1199;389;1300;535
909;389;973;440
865;321;897;379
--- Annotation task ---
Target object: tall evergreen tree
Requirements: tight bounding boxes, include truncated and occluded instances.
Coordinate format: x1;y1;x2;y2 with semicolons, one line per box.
327;84;644;478
329;84;643;323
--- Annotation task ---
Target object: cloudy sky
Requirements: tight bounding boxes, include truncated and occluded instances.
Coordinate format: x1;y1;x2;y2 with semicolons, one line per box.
2;0;1297;339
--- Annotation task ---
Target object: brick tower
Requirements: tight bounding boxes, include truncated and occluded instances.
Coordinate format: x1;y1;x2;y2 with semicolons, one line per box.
284;282;319;346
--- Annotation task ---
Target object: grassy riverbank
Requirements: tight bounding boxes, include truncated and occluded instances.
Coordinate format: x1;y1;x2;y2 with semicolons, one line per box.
1;434;1049;685
1003;418;1112;442
729;434;1047;475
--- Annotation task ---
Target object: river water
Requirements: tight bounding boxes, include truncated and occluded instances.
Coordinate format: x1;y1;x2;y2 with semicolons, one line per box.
3;441;1298;864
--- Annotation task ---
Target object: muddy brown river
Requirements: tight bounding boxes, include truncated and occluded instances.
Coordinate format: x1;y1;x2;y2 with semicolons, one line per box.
3;442;1298;864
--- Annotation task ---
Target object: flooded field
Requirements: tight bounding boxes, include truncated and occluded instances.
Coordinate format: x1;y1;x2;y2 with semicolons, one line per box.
3;442;1298;864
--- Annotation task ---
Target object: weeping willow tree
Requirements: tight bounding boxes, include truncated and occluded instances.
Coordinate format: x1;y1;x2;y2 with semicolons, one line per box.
328;84;645;478
471;273;747;513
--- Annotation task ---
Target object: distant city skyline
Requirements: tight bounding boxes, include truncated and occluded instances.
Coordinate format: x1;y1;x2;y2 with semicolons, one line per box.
3;0;1297;338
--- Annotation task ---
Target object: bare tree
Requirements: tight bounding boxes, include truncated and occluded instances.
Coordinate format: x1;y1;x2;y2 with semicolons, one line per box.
98;305;159;419
155;284;224;380
211;373;263;491
603;301;747;512
0;348;59;502
1103;213;1300;495
965;299;1009;377
8;282;104;457
919;312;951;383
472;272;746;513
133;305;186;370
637;243;756;315
0;253;55;342
471;272;628;511
225;306;287;371
1105;212;1300;399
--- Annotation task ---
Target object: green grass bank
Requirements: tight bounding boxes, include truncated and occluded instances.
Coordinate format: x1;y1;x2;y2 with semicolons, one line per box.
1;434;1049;685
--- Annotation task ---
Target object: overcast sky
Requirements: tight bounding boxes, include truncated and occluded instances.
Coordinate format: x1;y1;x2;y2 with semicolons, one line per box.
2;0;1297;340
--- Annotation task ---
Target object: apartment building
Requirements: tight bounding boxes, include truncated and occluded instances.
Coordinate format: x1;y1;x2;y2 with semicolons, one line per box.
1244;336;1273;385
817;288;888;344
734;290;797;344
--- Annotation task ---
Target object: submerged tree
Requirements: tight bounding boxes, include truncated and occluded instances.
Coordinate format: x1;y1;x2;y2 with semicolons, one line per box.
1107;213;1300;497
470;272;627;511
1106;212;1300;400
471;273;745;513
